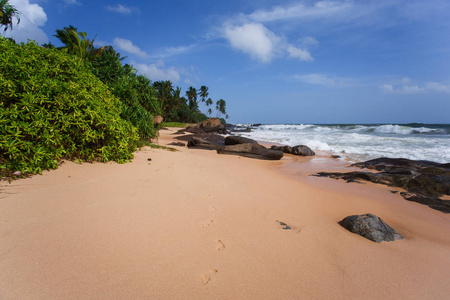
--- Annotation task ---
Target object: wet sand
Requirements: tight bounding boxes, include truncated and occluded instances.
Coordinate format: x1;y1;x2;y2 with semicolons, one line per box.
1;128;449;299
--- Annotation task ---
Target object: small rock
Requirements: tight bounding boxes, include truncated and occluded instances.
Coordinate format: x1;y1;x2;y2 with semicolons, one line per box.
147;158;152;161
276;220;292;230
331;155;341;159
12;171;22;176
339;213;404;243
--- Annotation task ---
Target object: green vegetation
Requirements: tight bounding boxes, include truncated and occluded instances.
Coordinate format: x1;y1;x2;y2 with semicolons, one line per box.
146;144;178;152
162;122;190;128
0;38;139;176
0;17;230;177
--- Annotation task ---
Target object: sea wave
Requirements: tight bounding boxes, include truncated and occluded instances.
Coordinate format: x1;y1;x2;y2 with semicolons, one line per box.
237;123;450;163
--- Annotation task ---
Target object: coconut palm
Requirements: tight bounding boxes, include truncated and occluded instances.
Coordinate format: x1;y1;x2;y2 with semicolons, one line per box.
0;0;20;32
199;85;209;102
186;86;198;111
216;99;227;117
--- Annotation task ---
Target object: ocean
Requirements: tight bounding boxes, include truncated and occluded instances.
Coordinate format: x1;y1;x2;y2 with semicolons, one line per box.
234;123;450;163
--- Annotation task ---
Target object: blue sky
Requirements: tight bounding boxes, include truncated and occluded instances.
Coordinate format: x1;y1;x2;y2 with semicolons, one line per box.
3;0;450;124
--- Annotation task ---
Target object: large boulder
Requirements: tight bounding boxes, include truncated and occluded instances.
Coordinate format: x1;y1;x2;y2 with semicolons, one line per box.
187;137;223;150
292;145;315;156
339;214;404;243
199;118;225;133
271;145;315;156
225;136;258;145
217;143;284;160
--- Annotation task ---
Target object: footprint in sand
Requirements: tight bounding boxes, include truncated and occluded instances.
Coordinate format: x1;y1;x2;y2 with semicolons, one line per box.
216;239;225;251
202;219;215;228
209;205;217;212
201;268;218;285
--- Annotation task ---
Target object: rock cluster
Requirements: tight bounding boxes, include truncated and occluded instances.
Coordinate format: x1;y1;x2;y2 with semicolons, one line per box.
316;157;450;213
179;119;318;161
186;134;283;160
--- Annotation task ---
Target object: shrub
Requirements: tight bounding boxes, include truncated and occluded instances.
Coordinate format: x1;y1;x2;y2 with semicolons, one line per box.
90;47;161;139
0;38;139;176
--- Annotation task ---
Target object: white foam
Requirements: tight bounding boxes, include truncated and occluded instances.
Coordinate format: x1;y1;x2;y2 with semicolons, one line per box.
239;123;450;163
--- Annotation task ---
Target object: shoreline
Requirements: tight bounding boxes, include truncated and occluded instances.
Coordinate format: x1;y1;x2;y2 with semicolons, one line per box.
1;127;449;299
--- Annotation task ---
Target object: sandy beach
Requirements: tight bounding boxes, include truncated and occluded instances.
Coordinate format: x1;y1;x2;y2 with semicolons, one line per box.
1;127;449;299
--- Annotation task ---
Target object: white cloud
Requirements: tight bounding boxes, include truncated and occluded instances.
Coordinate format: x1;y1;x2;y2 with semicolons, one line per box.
113;38;149;59
295;73;356;87
132;61;180;83
248;1;353;23
224;23;279;62
106;4;137;15
380;78;450;94
2;0;48;44
286;45;313;61
425;82;450;93
223;22;314;62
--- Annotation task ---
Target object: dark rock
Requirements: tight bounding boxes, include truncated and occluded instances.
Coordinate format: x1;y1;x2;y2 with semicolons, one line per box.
185;125;205;134
292;145;315;156
351;157;448;172
217;143;284;160
187;137;223;150
400;192;450;213
271;145;293;154
168;142;186;147
271;144;315;156
339;213;404;243
174;133;225;145
331;155;341;159
147;158;152;161
225;136;258;145
315;157;450;213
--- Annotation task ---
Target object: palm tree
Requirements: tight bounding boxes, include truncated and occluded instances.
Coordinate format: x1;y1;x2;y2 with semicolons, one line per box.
199;85;209;103
0;0;20;32
186;86;198;111
153;80;181;117
205;98;213;116
215;99;227;117
54;26;102;61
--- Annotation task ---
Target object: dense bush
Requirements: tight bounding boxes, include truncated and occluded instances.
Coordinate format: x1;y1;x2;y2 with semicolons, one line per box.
0;38;139;175
90;46;161;138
